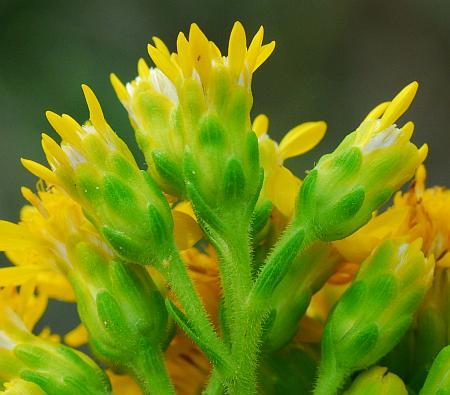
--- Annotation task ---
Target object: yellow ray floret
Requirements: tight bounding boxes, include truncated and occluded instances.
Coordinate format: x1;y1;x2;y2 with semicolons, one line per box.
253;114;327;217
356;81;419;150
145;21;275;87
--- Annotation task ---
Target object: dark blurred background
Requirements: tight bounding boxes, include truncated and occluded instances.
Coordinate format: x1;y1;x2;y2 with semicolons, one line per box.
0;0;449;332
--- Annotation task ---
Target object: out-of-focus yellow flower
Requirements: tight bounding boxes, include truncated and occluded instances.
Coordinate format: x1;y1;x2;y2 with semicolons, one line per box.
0;282;59;342
106;370;143;395
0;283;58;384
0;182;200;302
165;245;219;394
0;185;105;302
166;332;211;395
252;114;326;218
334;165;450;267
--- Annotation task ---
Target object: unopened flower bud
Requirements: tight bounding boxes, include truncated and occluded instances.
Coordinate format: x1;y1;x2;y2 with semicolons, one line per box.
343;366;408;395
70;242;169;371
0;305;111;395
266;242;341;351
113;22;275;226
297;82;427;241
22;85;174;264
314;239;433;395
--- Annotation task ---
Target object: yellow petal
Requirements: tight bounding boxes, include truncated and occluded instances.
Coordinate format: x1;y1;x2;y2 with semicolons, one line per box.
21;159;58;185
279;121;327;160
259;137;279;172
253;41;275;72
418;144;428;163
152;36;171;57
437;252;450;268
137;58;150;79
46;111;82;148
364;101;390;121
252;114;269;138
0;266;42;287
107;370;143;395
21;187;46;215
172;211;203;250
41;133;70;170
246;26;264;72
110;73;130;103
267;166;302;218
378;81;418;131
333;207;410;262
64;323;89;347
147;44;180;84
188;23;212;82
228;21;247;76
81;84;108;131
23;291;48;330
176;32;193;77
36;272;75;302
209;41;222;60
174;201;196;219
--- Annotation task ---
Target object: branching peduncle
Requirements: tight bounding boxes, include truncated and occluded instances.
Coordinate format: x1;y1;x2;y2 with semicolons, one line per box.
156;246;231;371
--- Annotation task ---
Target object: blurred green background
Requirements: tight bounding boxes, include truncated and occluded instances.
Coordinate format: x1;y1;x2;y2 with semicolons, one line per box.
0;0;449;331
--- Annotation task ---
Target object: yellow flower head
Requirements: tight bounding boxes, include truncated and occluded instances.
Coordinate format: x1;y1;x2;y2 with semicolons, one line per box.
296;82;426;242
22;84;176;265
0;185;111;281
111;22;275;197
22;85;138;196
0;282;59;385
252;114;327;217
113;22;274;103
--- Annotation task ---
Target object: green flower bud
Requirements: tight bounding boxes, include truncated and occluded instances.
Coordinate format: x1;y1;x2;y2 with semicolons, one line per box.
22;85;174;264
266;242;341;351
419;345;450;395
68;242;169;373
315;239;433;395
112;23;273;223
0;306;111;395
343;366;408;395
297;82;427;241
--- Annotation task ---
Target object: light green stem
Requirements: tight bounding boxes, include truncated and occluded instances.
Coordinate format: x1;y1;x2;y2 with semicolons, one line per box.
203;368;225;395
159;248;230;366
227;309;264;395
215;230;253;345
130;345;175;395
314;367;346;395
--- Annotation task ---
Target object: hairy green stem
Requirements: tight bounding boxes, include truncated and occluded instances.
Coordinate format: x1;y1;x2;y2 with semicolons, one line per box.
203;368;225;395
158;248;230;367
227;308;264;395
314;367;346;395
130;345;175;395
214;229;253;345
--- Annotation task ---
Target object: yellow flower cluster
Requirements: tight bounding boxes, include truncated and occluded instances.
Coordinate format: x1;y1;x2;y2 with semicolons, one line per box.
0;20;447;395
